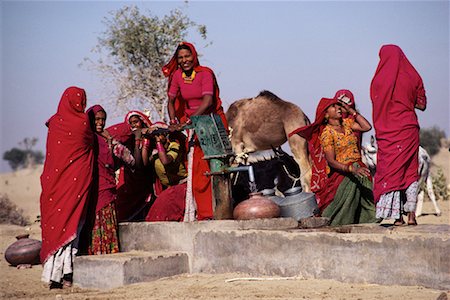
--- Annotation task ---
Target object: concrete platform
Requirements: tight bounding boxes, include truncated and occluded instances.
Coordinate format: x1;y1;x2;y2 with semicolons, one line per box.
119;217;298;267
73;250;189;289
118;220;449;290
193;225;449;290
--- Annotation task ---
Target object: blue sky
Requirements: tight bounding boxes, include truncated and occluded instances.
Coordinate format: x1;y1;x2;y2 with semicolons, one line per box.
1;1;449;172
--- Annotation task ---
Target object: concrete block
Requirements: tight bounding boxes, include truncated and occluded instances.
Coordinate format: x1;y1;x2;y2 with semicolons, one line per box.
119;218;298;253
192;224;450;290
73;251;189;289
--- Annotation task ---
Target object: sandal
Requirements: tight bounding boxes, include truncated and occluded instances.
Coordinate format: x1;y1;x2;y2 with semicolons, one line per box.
407;220;418;226
49;281;63;289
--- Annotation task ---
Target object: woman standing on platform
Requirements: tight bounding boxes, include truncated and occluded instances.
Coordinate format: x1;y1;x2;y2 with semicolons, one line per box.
86;105;135;255
113;110;154;222
162;41;228;221
370;44;427;226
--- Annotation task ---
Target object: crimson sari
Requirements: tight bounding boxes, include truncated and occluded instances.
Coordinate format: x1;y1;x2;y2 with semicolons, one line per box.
85;105;120;255
289;98;340;210
112;111;154;222
40;87;94;263
370;45;426;202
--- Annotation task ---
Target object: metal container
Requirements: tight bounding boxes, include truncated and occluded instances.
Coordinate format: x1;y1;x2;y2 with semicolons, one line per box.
5;234;41;266
260;188;284;205
279;187;319;221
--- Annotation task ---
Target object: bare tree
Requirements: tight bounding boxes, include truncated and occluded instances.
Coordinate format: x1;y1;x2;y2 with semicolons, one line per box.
83;5;209;121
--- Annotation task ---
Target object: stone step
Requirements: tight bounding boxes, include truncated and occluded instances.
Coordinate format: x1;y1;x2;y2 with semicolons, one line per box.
73;250;189;289
119;218;298;254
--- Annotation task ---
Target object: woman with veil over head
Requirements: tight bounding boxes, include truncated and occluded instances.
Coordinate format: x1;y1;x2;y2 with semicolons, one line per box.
110;110;154;222
162;41;228;221
370;44;427;226
85;105;136;255
290;96;376;226
40;86;94;289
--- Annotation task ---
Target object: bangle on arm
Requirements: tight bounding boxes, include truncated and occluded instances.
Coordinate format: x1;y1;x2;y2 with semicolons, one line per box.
142;138;150;150
135;139;142;150
156;142;165;153
348;164;353;173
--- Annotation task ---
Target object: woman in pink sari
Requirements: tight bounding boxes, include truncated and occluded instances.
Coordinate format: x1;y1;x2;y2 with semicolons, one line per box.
162;41;228;221
40;87;93;288
370;45;427;226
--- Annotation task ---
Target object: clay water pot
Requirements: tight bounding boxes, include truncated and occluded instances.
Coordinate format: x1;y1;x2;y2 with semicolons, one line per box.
5;234;41;266
233;192;280;220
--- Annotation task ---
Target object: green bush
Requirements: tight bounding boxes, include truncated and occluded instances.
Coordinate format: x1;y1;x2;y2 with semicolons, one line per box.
432;168;449;201
420;127;446;157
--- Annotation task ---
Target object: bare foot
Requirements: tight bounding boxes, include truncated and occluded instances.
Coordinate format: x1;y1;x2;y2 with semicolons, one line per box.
407;212;418;225
393;218;405;226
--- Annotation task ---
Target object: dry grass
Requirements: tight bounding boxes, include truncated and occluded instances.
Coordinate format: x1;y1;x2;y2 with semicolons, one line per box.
0;194;30;226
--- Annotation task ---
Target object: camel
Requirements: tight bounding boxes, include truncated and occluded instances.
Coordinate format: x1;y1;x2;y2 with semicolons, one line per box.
226;90;312;192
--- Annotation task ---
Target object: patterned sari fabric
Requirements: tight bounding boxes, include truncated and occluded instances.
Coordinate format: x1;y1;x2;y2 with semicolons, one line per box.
290;97;376;226
319;121;377;225
88;202;120;255
375;181;419;219
85;105;131;255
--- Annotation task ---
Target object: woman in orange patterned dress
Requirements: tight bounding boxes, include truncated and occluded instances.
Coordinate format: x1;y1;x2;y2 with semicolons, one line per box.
290;97;376;226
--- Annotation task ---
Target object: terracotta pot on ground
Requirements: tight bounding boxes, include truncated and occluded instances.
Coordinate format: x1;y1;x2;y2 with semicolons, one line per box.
233;192;280;220
5;234;41;266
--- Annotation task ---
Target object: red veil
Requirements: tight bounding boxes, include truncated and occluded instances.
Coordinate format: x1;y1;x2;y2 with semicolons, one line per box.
40;87;94;263
370;45;426;201
162;41;227;127
111;110;154;221
289;98;344;210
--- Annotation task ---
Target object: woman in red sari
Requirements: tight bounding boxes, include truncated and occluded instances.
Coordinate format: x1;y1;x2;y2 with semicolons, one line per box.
40;86;93;288
113;110;154;222
86;105;136;255
162;42;228;221
289;97;376;225
370;45;427;226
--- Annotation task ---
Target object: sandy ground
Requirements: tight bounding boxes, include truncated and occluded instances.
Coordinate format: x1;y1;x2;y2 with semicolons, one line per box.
1;151;449;300
1;203;449;300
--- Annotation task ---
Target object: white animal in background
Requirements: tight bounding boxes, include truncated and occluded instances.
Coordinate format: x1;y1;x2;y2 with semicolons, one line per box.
361;136;441;217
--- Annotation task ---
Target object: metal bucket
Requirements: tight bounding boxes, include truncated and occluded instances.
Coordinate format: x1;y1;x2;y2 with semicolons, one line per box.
279;187;319;221
260;188;284;205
